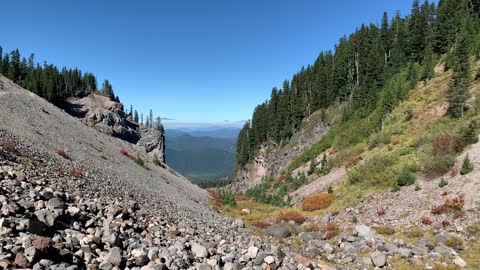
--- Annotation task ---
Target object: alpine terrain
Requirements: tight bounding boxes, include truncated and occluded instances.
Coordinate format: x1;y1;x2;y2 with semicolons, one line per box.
1;0;480;270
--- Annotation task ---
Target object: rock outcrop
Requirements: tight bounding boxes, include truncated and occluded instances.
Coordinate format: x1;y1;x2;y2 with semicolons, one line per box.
63;93;165;162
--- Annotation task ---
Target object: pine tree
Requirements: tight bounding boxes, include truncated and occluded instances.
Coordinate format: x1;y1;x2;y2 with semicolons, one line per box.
102;80;114;99
133;110;139;123
421;44;435;83
149;109;154;128
447;26;470;118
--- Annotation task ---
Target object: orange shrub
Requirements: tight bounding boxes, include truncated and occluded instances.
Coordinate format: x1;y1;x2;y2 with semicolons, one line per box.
432;135;464;157
254;221;271;228
277;211;306;224
301;193;334;211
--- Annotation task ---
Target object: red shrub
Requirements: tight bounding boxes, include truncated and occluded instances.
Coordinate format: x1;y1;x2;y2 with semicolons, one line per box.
432;135;464;157
442;191;449;197
453;210;465;219
331;211;339;216
276;176;285;182
431;205;449;215
70;169;82;177
421;217;433;225
377;208;386;216
56;149;69;159
120;149;136;160
277;211;306;224
254;222;271;228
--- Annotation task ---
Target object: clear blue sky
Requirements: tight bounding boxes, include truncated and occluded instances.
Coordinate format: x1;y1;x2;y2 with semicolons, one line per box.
0;0;425;123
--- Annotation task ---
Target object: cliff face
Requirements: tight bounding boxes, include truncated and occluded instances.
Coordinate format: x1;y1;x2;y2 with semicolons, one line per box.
63;93;165;162
232;111;331;192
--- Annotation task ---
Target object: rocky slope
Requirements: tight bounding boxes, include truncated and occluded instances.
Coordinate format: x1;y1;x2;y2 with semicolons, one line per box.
0;75;341;270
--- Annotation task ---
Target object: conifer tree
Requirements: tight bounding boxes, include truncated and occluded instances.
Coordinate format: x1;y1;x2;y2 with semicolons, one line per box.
447;26;470;118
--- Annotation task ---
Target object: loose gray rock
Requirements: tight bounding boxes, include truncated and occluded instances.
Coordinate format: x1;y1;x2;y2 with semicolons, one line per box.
265;225;291;238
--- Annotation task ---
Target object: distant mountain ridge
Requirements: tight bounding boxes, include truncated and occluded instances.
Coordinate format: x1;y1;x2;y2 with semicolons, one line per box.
165;127;238;182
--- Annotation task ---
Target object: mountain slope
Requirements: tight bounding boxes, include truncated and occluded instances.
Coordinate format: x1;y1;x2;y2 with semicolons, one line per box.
0;74;208;213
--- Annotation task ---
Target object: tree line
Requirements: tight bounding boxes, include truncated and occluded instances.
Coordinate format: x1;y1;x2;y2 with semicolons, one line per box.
236;0;480;168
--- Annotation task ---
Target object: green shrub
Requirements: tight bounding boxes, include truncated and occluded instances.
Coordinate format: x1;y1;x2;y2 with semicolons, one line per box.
397;168;416;186
462;121;478;145
439;178;448;188
352;216;358;224
135;157;145;167
327;186;334;194
391;184;401;192
475;67;480;81
368;132;391;149
415;184;422;191
460;155;474;175
219;189;237;206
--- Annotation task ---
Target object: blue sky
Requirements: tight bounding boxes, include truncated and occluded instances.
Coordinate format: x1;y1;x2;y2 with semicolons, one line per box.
0;0;425;124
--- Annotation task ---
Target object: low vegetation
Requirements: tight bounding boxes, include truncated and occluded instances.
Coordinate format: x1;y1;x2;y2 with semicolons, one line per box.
460;155;474;175
277;211;306;224
301;193;334;211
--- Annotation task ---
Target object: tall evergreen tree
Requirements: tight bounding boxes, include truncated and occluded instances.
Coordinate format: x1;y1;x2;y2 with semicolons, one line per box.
447;26;471;118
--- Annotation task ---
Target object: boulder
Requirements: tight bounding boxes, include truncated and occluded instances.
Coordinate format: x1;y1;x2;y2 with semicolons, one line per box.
190;242;208;258
354;224;374;240
265;225;291;238
370;251;387;268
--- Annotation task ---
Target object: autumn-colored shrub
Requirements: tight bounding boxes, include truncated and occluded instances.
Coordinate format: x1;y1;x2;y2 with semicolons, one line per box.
442;191;449;196
444;194;465;210
432;205;449;215
120;149;136;160
277;211;306;224
322;222;339;240
330;211;339;216
432;135;464;157
301;193;334;211
304;223;320;232
56;149;69;159
253;221;271;229
276;176;285;182
70;169;82;177
421;217;433;225
377;208;386;216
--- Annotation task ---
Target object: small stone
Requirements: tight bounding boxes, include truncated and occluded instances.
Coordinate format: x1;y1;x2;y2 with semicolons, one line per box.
354;224;373;240
370;251;387;268
34;209;57;227
241;209;251;215
247;246;259;258
24;246;40;263
454;257;467;268
264;256;275;264
398;247;412;258
32;236;54;252
321;214;330;224
47;197;64;209
15;252;29;268
104;247;123;266
190;242;208;258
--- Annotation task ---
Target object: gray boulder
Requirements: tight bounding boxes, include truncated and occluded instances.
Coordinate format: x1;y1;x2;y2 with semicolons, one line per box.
265;225;291;238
